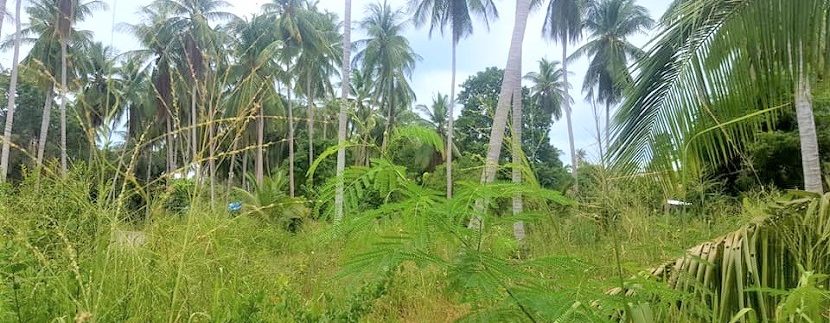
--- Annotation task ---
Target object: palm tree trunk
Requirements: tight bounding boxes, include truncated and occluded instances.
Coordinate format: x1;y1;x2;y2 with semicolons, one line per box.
795;71;822;193
593;101;604;163
190;89;198;172
482;0;531;184
472;0;531;231
0;0;22;182
59;37;68;174
447;38;457;199
511;78;525;243
382;88;396;153
307;77;315;173
208;105;215;204
227;136;239;191
255;102;264;185
335;0;352;223
562;40;578;190
166;114;175;173
241;151;248;189
605;100;610;158
0;0;7;38
287;87;295;197
36;88;54;168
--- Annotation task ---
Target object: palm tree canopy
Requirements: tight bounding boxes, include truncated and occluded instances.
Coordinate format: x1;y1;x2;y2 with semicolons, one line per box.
543;0;585;43
612;0;830;177
524;58;569;121
571;0;653;105
354;1;421;113
408;0;498;42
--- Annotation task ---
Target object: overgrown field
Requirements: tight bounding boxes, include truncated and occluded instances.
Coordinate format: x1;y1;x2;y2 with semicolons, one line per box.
2;166;824;322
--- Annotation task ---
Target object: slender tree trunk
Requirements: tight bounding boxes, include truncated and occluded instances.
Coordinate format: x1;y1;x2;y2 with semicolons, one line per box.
287;87;295;197
0;0;7;38
562;40;578;190
482;0;531;184
227;137;239;191
605;100;610;157
382;89;396;153
0;0;22;182
166;114;175;173
795;71;822;193
255;102;264;185
190;89;197;171
209;103;215;204
59;37;68;174
446;40;457;199
307;78;315;171
472;0;531;231
36;88;54;167
593;101;604;163
335;0;352;222
241;151;248;189
511;77;525;243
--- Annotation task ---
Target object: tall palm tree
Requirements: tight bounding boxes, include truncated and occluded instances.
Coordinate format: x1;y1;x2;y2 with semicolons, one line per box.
481;0;532;184
226;14;283;192
0;0;22;182
524;58;567;123
409;0;498;198
613;0;829;194
266;0;332;186
124;4;179;174
335;0;352;222
477;0;532;244
18;0;101;169
543;0;585;188
156;0;234;199
354;1;419;152
294;7;339;175
571;0;652;151
415;92;448;137
77;42;118;161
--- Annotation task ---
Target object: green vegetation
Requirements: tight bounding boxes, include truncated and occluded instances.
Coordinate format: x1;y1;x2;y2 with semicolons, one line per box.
0;0;830;321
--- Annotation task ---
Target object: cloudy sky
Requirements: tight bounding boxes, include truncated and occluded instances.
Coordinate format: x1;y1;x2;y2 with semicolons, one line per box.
0;0;671;166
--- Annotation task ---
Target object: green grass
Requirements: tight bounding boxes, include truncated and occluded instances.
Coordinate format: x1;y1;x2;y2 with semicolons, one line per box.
0;170;810;322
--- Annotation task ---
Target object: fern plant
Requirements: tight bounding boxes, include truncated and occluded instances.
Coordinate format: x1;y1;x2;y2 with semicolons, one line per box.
317;156;607;321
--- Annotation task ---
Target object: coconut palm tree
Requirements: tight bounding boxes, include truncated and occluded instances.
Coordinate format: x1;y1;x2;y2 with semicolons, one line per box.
415;93;448;137
1;0;22;182
265;0;333;187
124;4;179;174
409;0;498;198
77;42;118;161
524;59;567;123
543;0;585;188
294;7;339;176
226;14;283;192
155;0;234;199
613;0;828;194
571;0;652;151
478;0;532;244
481;0;532;184
335;0;352;222
354;1;419;152
17;0;102;170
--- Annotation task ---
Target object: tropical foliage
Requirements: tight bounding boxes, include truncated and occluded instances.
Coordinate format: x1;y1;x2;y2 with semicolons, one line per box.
0;0;829;321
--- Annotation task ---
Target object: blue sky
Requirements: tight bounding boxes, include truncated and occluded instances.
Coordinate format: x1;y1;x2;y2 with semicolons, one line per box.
0;0;670;166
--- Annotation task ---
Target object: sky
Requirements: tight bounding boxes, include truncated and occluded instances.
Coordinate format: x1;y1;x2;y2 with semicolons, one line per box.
0;0;671;166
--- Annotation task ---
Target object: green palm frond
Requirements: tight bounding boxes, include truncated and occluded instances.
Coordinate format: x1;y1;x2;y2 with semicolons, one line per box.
611;0;828;182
